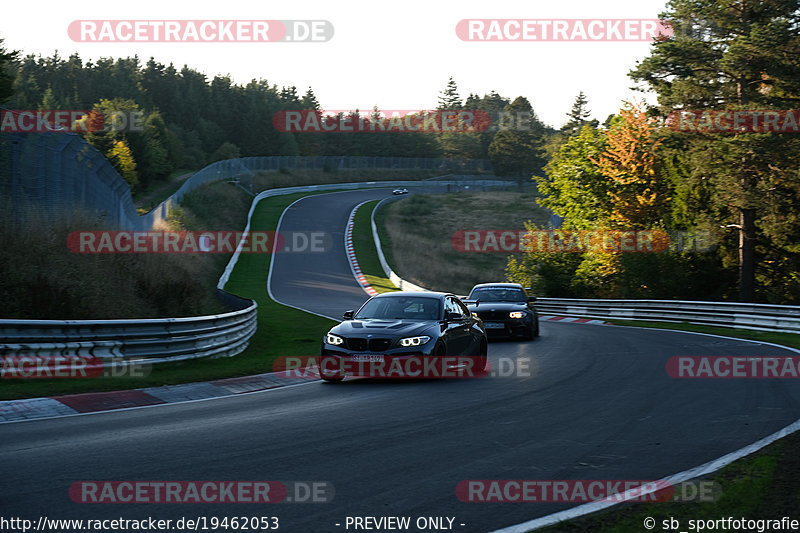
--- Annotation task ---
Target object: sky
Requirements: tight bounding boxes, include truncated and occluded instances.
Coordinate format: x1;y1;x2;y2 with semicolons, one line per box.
1;0;671;129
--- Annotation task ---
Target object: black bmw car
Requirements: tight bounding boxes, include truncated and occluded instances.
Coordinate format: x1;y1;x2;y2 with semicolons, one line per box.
319;291;488;381
463;283;539;340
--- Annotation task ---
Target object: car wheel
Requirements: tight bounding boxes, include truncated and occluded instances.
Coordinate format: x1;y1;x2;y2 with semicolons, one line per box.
433;340;446;356
476;339;488;372
533;317;540;337
523;322;535;341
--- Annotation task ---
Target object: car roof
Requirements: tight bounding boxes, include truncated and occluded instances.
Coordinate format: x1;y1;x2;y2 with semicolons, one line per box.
470;283;524;290
371;291;451;298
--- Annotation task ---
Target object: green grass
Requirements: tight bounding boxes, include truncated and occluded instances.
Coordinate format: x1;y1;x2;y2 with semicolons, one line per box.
352;200;398;293
604;319;800;350
538;430;799;532
373;190;552;295
0;191;338;400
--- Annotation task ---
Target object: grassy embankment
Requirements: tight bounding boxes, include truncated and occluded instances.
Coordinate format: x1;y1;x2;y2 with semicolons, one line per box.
372;189;551;295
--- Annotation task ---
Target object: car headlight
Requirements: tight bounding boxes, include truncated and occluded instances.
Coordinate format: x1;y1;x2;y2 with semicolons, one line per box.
326;333;344;345
509;311;525;319
399;335;431;347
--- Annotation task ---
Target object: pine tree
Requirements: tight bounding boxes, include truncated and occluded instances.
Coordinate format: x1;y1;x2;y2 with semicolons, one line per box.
487;97;547;178
301;87;320;110
0;38;18;103
437;77;462;110
561;92;593;135
39;86;59;110
630;0;800;301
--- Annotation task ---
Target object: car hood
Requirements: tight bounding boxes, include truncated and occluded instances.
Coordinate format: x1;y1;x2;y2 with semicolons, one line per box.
331;319;436;338
466;301;528;311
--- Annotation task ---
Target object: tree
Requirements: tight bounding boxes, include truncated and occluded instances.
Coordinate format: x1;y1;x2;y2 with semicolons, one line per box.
590;102;668;228
39;86;59;110
488;97;548;177
137;110;173;184
535;124;611;226
0;38;18;103
209;141;241;162
629;0;800;301
437;77;462;110
108;140;138;190
561;91;594;135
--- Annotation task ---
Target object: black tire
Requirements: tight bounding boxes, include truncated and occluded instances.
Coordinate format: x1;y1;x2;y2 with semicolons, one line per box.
476;339;488;373
523;322;535;341
533;317;540;338
433;340;446;356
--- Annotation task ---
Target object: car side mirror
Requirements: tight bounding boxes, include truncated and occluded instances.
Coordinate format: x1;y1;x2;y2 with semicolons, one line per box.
343;310;354;320
527;296;536;302
444;312;462;321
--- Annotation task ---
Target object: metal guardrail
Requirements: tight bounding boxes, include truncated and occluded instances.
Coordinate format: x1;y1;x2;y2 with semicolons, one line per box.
370;196;427;292
366;200;800;334
0;290;257;368
534;298;800;333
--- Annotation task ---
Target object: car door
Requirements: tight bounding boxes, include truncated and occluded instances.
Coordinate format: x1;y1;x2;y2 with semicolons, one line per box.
456;297;482;355
443;296;471;354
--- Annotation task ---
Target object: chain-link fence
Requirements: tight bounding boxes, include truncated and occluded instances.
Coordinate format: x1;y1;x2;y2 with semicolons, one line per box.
0;124;494;230
0;130;141;229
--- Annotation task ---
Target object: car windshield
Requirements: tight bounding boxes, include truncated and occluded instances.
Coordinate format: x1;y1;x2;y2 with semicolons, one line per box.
354;296;441;320
469;287;526;302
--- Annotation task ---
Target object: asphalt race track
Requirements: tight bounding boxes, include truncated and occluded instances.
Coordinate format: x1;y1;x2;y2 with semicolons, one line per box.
3;189;800;533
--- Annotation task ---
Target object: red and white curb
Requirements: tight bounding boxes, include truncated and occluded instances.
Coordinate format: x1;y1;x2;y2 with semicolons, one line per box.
0;370;320;424
539;315;611;325
345;201;379;296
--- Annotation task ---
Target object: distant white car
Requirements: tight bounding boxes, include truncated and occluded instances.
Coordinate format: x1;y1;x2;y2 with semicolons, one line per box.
392;188;409;195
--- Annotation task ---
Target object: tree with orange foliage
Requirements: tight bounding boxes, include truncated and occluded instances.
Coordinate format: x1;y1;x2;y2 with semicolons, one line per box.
589;102;668;228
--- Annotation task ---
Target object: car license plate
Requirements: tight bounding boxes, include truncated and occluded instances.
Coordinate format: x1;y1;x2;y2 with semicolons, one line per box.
351;354;384;362
484;322;505;329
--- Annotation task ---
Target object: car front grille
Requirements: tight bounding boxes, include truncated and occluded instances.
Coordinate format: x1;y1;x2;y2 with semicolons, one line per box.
345;338;392;352
368;339;392;352
346;338;367;351
477;310;509;321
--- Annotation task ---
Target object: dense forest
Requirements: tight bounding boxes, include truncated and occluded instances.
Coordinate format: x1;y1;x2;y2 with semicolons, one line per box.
0;48;558;191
